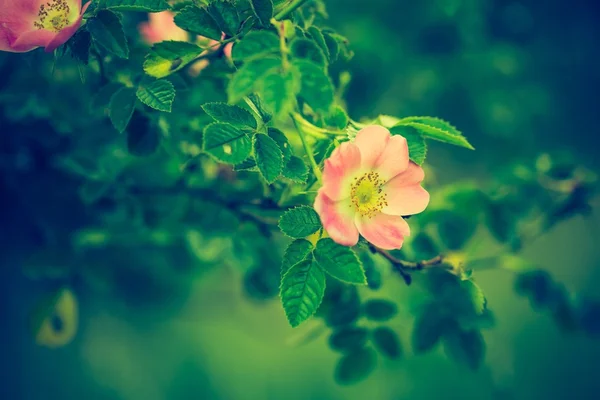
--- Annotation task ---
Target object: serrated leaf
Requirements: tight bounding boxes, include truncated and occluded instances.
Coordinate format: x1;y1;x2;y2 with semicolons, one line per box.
313;238;366;284
174;5;222;41
143;41;203;78
67;30;91;65
282;156;309;183
87;10;129;59
328;327;369;353
390;125;427;165
267;128;291;162
294;59;334;113
91;82;123;113
250;0;273;26
232;31;280;62
396;116;473;150
323;32;339;63
258;68;299;119
246;93;272;123
127;112;160;156
363;299;398;321
203;122;252;164
136;79;175;112
290;38;326;66
253;133;283;183
444;329;485;370
307;26;330;60
202;102;257;128
324;106;349;130
281;239;313;277
280;259;326;327
207;0;240;37
227;56;282;103
334;347;377;385
372;327;402;359
109;86;136;133
233;157;258;171
103;0;169;12
279;206;322;238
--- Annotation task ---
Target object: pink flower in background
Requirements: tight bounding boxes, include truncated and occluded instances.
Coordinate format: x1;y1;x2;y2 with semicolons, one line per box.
138;11;188;45
0;0;89;53
314;126;430;250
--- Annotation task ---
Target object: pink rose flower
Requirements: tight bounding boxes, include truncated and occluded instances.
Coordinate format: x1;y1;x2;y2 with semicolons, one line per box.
0;0;89;53
138;11;189;45
314;126;430;250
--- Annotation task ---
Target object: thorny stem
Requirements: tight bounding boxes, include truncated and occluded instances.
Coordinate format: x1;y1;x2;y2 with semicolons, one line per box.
369;244;446;285
275;0;310;21
291;114;323;183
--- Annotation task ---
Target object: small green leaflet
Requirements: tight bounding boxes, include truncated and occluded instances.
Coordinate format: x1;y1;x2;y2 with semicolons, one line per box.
109;86;137;133
86;10;129;59
443;329;485;370
281;239;313;277
395;116;474;150
127;113;160;156
253;133;283;183
174;5;222;41
313;238;366;284
103;0;169;12
307;26;330;61
293;59;335;113
372;327;402;359
202;102;257;129
203;122;252;164
258;68;299;119
334;347;377;385
267;128;291;162
363;299;398;322
228;56;282;103
144;41;204;78
250;0;273;27
279;206;322;238
207;0;240;37
390;125;427;165
232;31;280;62
290;38;327;66
136;80;175;112
328;327;369;353
282;156;309;183
280;259;326;327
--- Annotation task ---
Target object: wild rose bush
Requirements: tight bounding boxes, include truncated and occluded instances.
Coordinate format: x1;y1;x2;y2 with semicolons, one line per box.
1;0;598;385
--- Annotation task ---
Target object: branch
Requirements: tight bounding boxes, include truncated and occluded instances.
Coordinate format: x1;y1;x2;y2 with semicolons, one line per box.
369;245;445;285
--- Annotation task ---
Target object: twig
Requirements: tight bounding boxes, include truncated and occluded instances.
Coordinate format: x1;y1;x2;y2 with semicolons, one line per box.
369;244;445;285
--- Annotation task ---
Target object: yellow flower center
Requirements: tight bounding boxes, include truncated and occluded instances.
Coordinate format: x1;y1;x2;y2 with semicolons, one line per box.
34;0;72;32
350;171;388;218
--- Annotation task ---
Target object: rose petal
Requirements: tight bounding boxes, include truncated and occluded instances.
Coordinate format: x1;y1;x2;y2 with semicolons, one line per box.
382;162;429;215
353;125;390;169
314;189;359;247
373;134;409;181
355;212;410;250
322;141;361;201
10;29;56;52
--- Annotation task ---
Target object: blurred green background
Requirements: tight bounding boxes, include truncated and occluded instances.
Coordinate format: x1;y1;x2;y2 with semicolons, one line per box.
2;0;600;399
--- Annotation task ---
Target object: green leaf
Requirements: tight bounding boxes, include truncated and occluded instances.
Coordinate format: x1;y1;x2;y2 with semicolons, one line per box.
143;41;204;78
202;102;257;129
136;79;175;112
280;259;326;327
437;211;476;250
91;82;123;113
232;31;280;62
324;106;349;130
109;87;136;133
290;38;326;66
307;26;330;60
281;239;313;277
67;30;91;65
203;122;252;164
227;56;282;104
334;347;377;385
372;327;402;359
328;327;369;353
174;5;222;41
390;125;427;165
396;116;473;150
103;0;169;12
267;128;292;162
360;252;382;290
444;329;485;370
87;10;129;59
207;0;240;37
233;157;258;172
279;206;322;238
323;32;339;62
253;133;283;183
246;93;273;123
412;305;455;353
324;286;361;327
313;238;366;284
294;59;334;113
363;299;398;322
127;113;160;156
250;0;273;26
282;156;309;183
258;68;299;119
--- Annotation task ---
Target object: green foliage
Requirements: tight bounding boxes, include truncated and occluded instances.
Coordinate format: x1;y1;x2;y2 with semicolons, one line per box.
281;239;313;277
127;113;160;156
207;0;241;37
174;6;223;41
444;329;485;370
412;305;454;354
372;327;402;359
363;299;397;322
278;206;322;238
334;347;377;385
249;0;274;27
329;327;369;353
143;41;204;78
108;86;136;133
203;122;252;164
228;56;282;103
290;38;327;66
395;116;474;150
282;156;309;183
313;238;366;284
232;31;280;62
390;125;427;165
280;259;326;327
293;59;334;112
87;10;129;59
253;133;283;183
136;80;176;112
202;102;257;129
103;0;170;12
